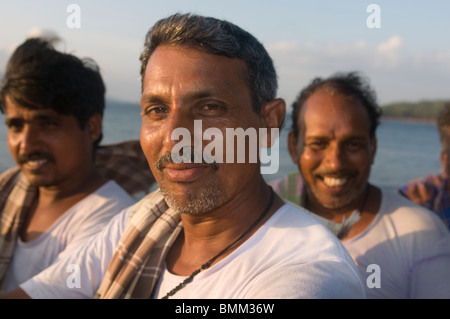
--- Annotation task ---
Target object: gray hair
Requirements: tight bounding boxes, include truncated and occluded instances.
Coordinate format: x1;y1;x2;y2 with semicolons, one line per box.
139;13;278;112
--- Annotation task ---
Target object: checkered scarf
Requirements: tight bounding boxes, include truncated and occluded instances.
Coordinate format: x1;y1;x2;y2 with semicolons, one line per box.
0;167;38;292
269;171;305;206
270;171;361;239
0;140;154;293
399;172;450;229
95;189;182;299
95;140;155;199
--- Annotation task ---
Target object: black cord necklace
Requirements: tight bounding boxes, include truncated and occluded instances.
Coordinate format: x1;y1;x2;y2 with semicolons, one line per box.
161;186;275;299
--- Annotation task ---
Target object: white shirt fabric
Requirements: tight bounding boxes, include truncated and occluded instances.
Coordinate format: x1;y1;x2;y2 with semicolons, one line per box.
342;189;450;299
22;202;366;299
5;180;134;292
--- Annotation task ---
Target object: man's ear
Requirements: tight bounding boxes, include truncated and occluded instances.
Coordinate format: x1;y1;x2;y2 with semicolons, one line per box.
370;135;377;164
260;98;286;129
287;131;300;164
259;98;286;147
441;149;448;175
86;113;103;144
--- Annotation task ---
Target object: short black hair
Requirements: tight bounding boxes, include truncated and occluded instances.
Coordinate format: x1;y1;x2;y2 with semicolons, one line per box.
291;71;382;138
0;38;106;146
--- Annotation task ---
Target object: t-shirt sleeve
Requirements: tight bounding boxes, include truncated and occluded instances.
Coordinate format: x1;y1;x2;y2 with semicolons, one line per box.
20;207;132;299
408;234;450;298
240;258;366;299
56;182;134;260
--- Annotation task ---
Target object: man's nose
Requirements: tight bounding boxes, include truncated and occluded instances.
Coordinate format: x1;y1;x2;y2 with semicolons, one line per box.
164;109;197;149
18;124;40;154
324;144;345;171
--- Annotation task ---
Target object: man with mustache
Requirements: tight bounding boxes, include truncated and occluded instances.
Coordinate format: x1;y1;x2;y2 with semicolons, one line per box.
273;71;450;298
1;13;365;299
0;38;135;293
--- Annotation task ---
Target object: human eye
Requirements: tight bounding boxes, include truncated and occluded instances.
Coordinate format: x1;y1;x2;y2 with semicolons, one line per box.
37;115;60;130
5;119;23;133
40;119;58;128
306;139;327;151
141;104;169;119
198;102;227;117
345;139;366;152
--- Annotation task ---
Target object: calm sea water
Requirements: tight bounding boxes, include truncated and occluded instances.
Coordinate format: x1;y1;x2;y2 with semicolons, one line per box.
0;101;441;191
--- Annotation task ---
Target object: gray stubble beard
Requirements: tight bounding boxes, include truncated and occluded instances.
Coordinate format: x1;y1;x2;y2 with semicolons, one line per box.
160;180;224;215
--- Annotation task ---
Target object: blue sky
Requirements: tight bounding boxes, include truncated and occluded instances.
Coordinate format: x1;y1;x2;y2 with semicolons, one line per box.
1;0;449;107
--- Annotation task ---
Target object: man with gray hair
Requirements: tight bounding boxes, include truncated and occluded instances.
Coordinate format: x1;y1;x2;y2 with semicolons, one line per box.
2;13;365;299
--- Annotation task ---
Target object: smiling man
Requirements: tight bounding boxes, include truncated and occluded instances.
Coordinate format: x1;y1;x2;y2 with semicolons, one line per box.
273;71;450;298
0;38;134;293
2;14;365;299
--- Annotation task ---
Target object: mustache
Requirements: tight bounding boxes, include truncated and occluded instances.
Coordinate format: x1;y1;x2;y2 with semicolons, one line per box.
17;152;53;165
156;149;218;172
316;170;358;178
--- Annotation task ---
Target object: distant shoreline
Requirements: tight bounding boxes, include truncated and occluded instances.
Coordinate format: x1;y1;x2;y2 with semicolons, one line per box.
381;116;436;124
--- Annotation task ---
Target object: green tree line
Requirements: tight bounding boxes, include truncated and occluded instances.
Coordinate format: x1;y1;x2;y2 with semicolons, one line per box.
381;100;450;120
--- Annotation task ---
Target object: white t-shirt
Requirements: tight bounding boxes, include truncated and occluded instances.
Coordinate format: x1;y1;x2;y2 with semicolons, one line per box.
22;202;366;299
5;180;134;292
343;190;450;298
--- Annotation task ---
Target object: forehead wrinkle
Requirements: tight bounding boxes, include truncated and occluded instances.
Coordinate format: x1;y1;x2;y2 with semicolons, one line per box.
141;85;219;107
142;76;244;109
5;106;62;121
304;122;369;140
142;46;251;108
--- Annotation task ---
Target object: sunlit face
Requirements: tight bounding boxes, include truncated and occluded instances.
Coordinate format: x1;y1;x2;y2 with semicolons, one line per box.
441;127;450;176
288;89;377;210
4;96;96;188
139;45;262;215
